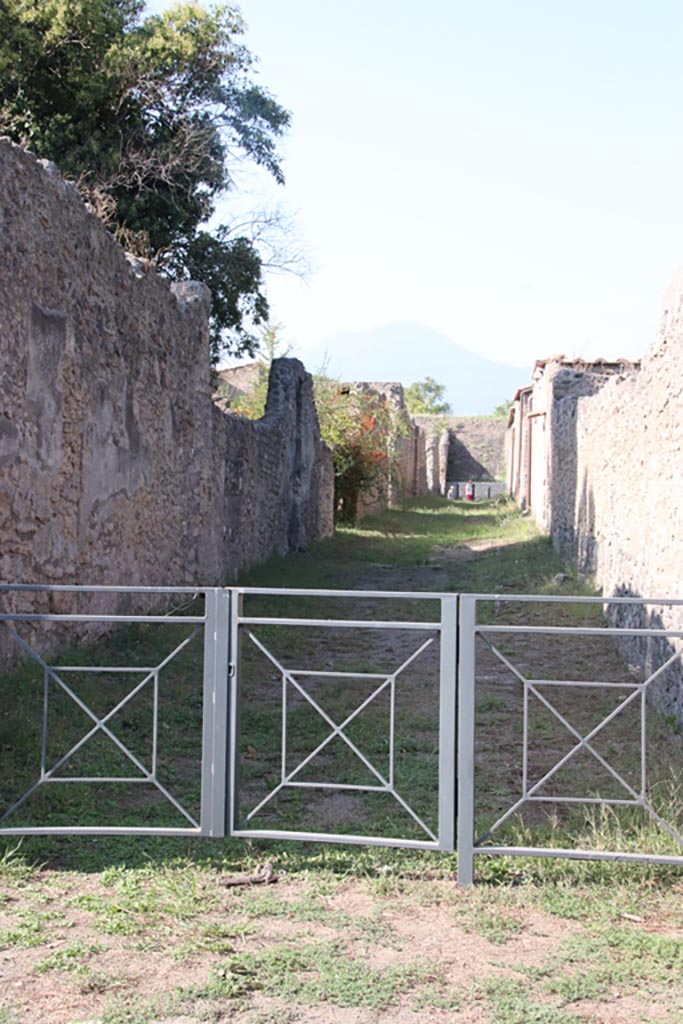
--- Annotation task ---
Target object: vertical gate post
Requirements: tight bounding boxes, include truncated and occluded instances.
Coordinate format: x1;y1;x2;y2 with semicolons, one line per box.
228;590;243;837
457;594;476;885
438;594;458;851
200;588;231;837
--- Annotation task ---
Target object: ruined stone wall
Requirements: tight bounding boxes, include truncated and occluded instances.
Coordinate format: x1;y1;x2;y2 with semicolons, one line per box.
530;280;683;718
0;140;333;637
444;416;507;483
412;414;506;492
341;383;440;519
412;416;450;496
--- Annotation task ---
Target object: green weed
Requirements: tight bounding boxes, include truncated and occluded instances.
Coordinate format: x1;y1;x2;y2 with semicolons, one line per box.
34;939;104;973
99;995;158;1024
0;909;65;949
184;940;430;1010
544;925;683;1001
474;977;584;1023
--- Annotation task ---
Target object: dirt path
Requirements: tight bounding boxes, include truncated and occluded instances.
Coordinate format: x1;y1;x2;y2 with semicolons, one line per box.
2;523;683;1024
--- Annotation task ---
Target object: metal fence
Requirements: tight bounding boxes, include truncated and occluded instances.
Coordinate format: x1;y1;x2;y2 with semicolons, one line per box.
2;584;683;884
457;593;683;884
0;584;456;850
229;588;457;851
0;585;225;837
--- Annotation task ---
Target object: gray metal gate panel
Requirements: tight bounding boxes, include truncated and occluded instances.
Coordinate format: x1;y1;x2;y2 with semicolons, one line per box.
229;588;457;851
457;593;683;885
0;585;217;837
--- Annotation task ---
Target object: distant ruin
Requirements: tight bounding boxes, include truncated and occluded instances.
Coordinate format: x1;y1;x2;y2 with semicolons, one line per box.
219;368;508;515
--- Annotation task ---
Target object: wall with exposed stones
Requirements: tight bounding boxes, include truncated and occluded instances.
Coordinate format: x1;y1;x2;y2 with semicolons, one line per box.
352;383;435;519
330;385;449;519
217;367;454;519
415;414;506;484
0;139;333;650
506;285;683;718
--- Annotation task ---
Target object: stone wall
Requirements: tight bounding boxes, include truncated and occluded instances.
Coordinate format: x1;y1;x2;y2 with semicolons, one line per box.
214;374;504;522
216;369;448;520
0;140;333;643
444;416;507;483
345;388;450;517
506;298;683;718
410;416;448;496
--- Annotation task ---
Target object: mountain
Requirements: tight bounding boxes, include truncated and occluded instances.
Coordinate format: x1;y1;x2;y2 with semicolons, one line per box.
296;322;528;415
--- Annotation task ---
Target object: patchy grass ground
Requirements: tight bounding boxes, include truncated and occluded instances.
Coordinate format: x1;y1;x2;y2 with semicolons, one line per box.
1;497;683;1024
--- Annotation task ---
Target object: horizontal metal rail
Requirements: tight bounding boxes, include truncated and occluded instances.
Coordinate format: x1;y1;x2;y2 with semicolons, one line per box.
0;826;201;836
238;617;440;630
0;614;205;623
480;846;683;866
231;828;439;850
477;624;683;638
467;593;683;605
0;585;206;594
236;587;446;599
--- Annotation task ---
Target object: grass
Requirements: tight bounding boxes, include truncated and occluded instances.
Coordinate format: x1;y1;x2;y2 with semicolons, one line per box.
1;496;683;1023
472;977;585;1024
34;939;105;974
179;939;430;1009
241;495;548;586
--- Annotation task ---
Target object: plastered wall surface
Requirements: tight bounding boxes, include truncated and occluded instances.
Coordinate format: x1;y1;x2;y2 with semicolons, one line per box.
0;140;333;645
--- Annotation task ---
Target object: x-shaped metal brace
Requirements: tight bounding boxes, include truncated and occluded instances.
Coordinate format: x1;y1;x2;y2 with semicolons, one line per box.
1;623;200;828
243;631;437;842
478;637;683;849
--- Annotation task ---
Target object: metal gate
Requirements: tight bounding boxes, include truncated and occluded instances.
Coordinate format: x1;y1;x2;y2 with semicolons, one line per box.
0;585;456;850
2;584;683;883
456;593;683;884
0;585;213;837
228;588;456;850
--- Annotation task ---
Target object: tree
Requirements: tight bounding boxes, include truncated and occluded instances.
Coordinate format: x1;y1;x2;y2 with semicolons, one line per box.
404;377;451;415
314;380;394;523
0;0;291;361
492;399;513;418
220;322;292;417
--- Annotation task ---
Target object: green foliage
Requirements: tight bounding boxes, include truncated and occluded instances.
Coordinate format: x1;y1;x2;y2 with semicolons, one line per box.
314;379;394;523
404;376;451;415
226;324;291;418
229;360;397;522
0;0;290;361
493;399;513;417
34;940;104;974
473;977;583;1024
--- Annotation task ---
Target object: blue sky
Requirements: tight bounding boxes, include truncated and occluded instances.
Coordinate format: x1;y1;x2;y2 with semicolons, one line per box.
145;1;683;370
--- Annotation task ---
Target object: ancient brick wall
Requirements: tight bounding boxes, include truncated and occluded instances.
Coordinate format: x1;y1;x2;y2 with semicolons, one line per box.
0;140;333;626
